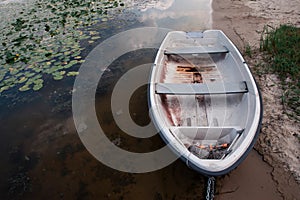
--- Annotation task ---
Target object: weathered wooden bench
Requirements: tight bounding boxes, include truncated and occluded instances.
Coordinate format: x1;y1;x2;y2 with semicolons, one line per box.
164;46;229;55
155;82;248;95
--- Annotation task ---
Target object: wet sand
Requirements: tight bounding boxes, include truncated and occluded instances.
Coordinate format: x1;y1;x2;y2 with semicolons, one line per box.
212;0;300;199
216;151;281;200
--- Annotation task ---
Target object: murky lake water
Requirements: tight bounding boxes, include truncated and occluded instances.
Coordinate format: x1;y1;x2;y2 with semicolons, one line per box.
0;0;214;199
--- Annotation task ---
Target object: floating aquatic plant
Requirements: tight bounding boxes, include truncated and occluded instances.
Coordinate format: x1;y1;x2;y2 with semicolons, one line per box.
0;0;124;93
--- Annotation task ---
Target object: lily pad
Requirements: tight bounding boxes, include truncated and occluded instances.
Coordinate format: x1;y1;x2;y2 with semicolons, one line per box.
63;57;70;62
3;77;17;87
53;75;64;80
33;83;43;91
33;68;43;73
63;60;78;69
64;51;71;56
63;63;73;69
67;71;79;76
79;35;90;40
19;84;30;92
33;78;44;85
91;36;101;40
0;86;9;93
18;77;28;83
52;71;65;80
89;31;98;35
9;68;19;75
24;72;35;78
74;56;81;59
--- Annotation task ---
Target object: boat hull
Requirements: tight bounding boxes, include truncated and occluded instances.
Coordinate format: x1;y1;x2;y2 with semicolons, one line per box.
148;30;262;176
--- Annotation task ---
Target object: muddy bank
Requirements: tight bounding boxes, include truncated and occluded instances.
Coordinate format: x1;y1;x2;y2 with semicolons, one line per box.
212;0;300;199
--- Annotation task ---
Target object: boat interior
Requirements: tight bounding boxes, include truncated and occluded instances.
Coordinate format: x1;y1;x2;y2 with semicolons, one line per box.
154;36;251;159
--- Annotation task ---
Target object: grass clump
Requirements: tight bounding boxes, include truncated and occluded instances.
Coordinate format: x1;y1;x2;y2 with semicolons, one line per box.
244;43;253;58
260;25;300;120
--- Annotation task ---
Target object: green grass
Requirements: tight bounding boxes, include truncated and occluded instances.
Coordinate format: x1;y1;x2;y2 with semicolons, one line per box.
260;25;300;120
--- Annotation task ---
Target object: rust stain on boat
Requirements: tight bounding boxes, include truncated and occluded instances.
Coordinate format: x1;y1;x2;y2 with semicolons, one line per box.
159;54;218;127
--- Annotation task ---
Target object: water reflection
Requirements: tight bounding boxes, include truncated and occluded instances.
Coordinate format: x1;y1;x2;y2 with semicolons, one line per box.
130;0;212;30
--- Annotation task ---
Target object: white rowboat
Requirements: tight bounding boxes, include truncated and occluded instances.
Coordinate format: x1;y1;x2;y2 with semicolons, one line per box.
148;30;262;176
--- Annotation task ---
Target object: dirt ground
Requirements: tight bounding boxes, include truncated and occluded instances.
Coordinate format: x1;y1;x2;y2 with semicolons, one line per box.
212;0;300;199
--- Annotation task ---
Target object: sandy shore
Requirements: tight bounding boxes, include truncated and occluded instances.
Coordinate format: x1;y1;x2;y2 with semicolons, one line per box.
212;0;300;199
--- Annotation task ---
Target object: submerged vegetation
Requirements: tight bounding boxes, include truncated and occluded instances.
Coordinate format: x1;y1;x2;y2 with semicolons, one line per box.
0;0;124;93
260;25;300;120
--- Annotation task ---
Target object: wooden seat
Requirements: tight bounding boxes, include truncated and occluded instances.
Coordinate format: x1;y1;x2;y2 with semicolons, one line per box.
155;82;248;95
170;126;244;140
164;46;229;55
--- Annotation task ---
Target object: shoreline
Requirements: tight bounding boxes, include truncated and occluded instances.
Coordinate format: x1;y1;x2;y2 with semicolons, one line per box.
212;0;300;199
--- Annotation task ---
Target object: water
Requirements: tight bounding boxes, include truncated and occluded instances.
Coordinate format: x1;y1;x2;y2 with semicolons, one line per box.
0;0;213;199
130;0;212;30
